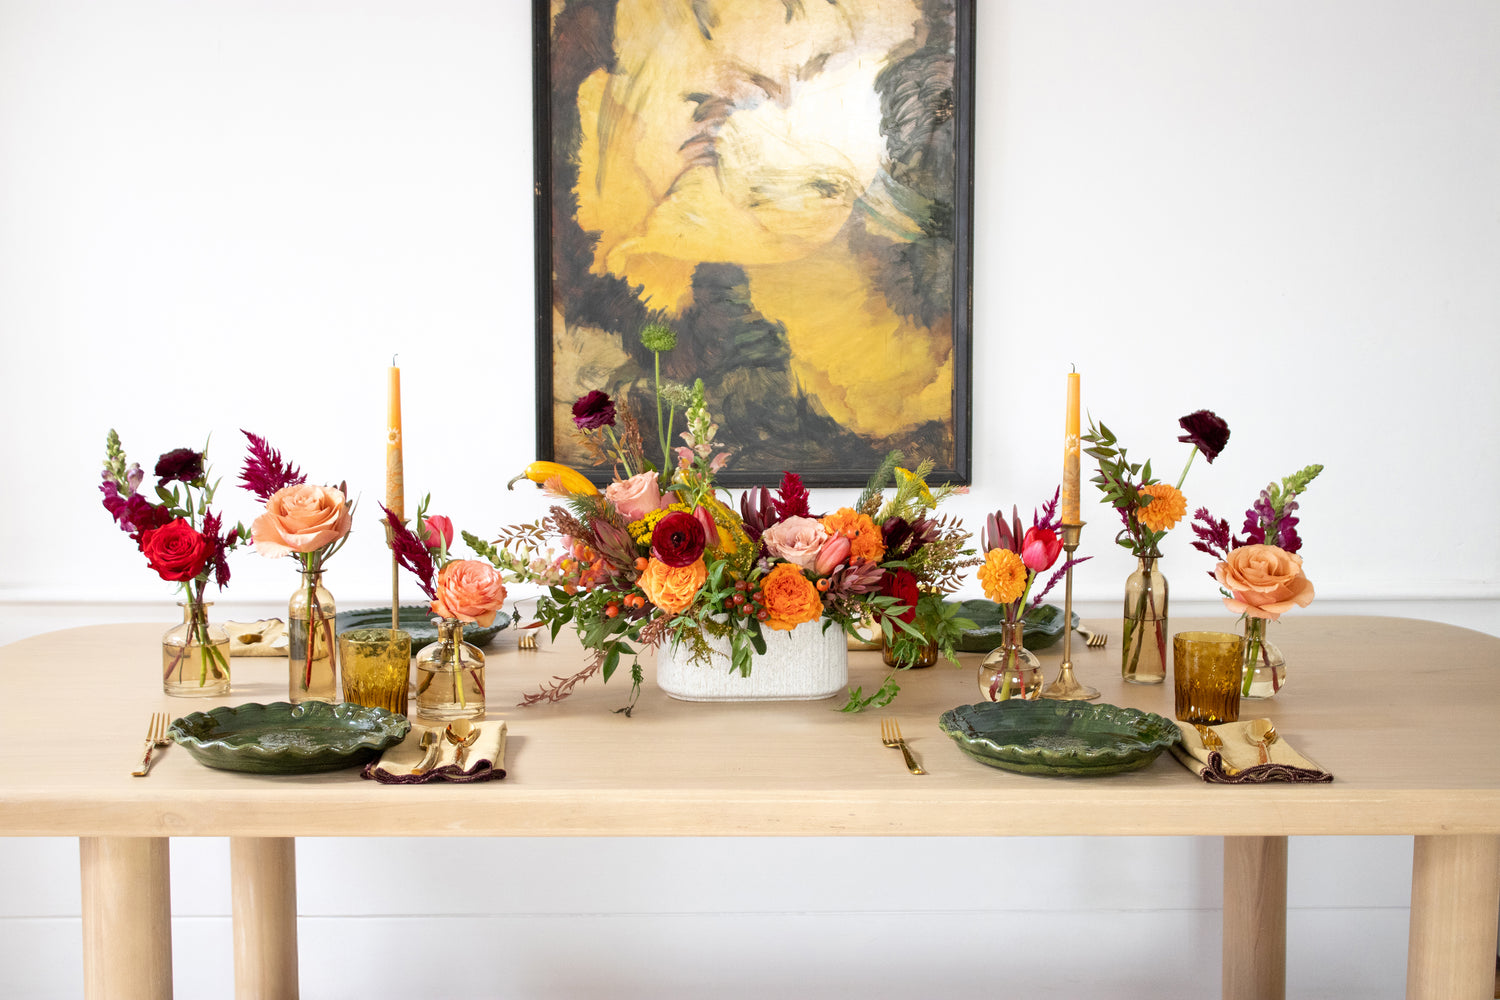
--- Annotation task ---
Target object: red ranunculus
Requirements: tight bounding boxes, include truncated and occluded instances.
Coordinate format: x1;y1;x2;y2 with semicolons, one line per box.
879;567;921;625
650;511;706;568
140;518;212;582
1021;526;1062;572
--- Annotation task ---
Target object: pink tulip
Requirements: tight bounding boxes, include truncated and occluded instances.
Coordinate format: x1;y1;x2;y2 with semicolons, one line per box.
419;514;455;553
1021;526;1062;572
814;533;852;575
692;505;718;549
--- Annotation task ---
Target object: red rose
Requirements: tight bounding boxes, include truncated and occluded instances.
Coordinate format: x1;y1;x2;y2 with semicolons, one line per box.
140;518;212;582
879;568;921;625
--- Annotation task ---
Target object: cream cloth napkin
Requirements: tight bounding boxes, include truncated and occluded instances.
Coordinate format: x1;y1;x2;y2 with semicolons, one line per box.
1170;718;1333;783
361;721;507;784
224;619;288;656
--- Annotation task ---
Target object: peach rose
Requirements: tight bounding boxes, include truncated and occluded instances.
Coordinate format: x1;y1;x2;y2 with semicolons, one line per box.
638;557;707;615
605;471;665;521
252;484;352;557
759;562;824;632
760;516;829;571
432;559;508;626
1215;544;1315;621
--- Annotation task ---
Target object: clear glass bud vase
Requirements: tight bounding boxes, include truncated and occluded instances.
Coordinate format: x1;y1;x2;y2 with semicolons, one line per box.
288;568;337;704
978;620;1042;701
162;599;231;697
414;618;486;722
1240;616;1287;699
1122;556;1168;684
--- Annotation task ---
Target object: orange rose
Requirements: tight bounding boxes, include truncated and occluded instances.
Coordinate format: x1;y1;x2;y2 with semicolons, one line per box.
1215;544;1314;621
1136;483;1187;532
433;559;508;626
252;483;352;557
638;557;706;615
821;508;886;564
758;561;823;632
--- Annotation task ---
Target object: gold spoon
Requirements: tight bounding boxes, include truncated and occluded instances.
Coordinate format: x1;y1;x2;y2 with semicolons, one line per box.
445;718;480;770
1194;723;1238;776
1246;719;1278;766
410;730;440;775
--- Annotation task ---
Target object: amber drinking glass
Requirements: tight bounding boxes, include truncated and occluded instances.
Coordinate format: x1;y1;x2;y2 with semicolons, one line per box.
1173;630;1244;725
338;628;412;714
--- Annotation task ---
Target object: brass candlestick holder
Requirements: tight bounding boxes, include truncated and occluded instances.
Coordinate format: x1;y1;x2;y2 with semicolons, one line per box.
1041;522;1099;701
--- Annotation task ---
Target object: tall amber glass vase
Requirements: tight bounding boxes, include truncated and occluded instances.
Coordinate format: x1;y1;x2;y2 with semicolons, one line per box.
1122;556;1168;684
288;568;337;703
162;598;231;697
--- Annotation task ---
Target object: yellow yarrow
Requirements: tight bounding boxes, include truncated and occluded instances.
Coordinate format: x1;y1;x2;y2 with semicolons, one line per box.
626;503;692;544
978;548;1028;605
1136;483;1187;532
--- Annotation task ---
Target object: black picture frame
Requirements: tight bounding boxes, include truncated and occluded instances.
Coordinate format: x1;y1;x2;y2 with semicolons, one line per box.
534;0;974;487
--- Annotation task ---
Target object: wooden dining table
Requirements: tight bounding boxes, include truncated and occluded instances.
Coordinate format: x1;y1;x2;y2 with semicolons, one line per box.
1;615;1497;1000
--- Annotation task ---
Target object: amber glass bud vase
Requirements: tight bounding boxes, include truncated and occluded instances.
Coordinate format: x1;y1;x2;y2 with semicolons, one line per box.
1240;616;1287;699
288;568;337;704
977;620;1042;701
1122;556;1168;684
414;618;486;722
162;598;231;697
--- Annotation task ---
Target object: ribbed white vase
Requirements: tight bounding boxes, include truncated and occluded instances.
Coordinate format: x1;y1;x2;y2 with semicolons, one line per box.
655;618;849;702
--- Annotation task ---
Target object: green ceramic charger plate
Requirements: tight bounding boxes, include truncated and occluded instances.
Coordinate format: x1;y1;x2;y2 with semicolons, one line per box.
951;601;1080;653
334;605;511;651
938;700;1181;777
169;701;411;774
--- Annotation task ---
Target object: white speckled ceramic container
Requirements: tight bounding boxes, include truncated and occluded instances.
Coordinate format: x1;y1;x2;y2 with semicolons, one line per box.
655;618;849;702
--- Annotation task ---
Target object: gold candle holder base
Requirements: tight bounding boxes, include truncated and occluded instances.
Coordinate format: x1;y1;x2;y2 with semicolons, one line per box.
1041;522;1100;702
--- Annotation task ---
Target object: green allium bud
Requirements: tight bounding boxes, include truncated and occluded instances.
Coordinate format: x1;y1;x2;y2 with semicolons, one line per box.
639;322;678;352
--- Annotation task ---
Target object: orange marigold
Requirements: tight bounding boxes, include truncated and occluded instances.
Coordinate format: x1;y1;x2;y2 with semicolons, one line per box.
978;548;1027;605
821;507;886;564
1137;483;1187;532
758;562;824;632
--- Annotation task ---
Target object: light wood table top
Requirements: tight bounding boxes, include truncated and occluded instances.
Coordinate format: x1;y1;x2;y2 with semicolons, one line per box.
3;615;1498;839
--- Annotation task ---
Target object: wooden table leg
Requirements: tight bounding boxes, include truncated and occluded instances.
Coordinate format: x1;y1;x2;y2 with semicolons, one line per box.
1406;834;1500;1000
1223;835;1287;1000
80;836;173;1000
231;836;299;1000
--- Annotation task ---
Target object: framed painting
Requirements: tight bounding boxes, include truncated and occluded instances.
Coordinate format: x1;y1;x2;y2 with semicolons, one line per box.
534;0;974;487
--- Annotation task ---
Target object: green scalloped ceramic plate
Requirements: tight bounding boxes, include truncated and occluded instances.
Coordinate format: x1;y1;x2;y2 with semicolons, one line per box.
169;701;411;774
952;601;1080;653
335;605;510;652
938;700;1181;777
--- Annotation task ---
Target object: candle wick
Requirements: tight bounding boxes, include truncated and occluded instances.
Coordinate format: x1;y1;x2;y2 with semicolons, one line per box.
392;354;398;366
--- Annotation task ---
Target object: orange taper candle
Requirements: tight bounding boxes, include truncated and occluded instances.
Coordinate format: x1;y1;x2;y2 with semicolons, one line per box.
1062;371;1081;523
386;363;404;521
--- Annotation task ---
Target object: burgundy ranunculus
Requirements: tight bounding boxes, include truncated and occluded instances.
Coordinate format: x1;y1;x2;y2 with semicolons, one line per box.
650;511;706;567
155;447;204;484
140;518;212;582
879;567;921;625
1021;526;1063;572
571;390;617;430
1177;410;1231;463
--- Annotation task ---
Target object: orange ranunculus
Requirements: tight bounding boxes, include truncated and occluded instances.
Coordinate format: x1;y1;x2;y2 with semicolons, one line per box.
433;559;508;627
1136;483;1187;532
1215;544;1315;621
638;557;707;615
252;483;352;557
978;548;1027;605
758;561;824;632
821;508;886;564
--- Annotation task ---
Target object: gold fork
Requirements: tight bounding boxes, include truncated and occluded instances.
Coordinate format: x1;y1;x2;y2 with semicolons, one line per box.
132;712;171;777
1194;723;1239;776
880;718;925;775
1075;624;1108;649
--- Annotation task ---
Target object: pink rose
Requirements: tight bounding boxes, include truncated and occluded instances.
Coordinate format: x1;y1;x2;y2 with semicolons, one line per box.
252;484;352;557
761;516;830;571
432;559;508;626
1021;526;1062;572
1215;544;1315;621
813;533;851;575
419;514;454;553
605;471;664;521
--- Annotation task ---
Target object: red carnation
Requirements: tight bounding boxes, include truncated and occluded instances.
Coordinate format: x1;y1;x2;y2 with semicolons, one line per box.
140;518;212;583
571;390;617;431
650;511;706;567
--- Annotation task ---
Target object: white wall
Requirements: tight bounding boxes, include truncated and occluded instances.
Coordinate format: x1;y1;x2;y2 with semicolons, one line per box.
1;1;1497;997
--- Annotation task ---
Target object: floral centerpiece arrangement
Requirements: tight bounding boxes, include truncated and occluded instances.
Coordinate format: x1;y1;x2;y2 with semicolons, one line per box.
975;490;1089;700
239;431;354;702
481;352;975;714
1191;464;1321;697
383;494;508;719
100;430;246;694
1083;409;1231;682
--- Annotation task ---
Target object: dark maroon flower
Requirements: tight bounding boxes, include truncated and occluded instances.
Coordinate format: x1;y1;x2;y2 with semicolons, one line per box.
650;511;706;568
739;486;777;542
202;508;233;589
571;390;616;430
155;448;204;484
140;518;212;582
382;505;436;599
239;430;306;502
1177;410;1231;463
125;495;173;544
879;568;921;625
